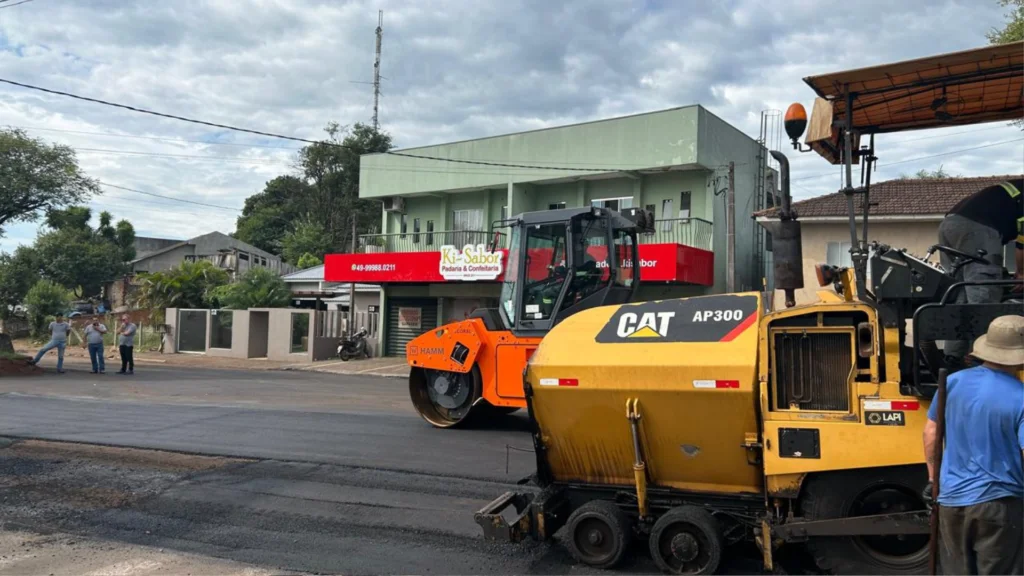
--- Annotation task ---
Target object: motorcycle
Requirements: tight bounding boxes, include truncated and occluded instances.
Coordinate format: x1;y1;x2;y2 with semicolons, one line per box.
337;328;370;361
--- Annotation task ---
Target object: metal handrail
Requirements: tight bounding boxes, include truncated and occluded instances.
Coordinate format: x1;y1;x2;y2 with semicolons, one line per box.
640;218;713;251
357;230;506;253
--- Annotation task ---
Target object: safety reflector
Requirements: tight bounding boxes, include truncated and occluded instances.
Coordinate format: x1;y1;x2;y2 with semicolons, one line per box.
864;400;920;411
539;378;579;387
693;380;740;389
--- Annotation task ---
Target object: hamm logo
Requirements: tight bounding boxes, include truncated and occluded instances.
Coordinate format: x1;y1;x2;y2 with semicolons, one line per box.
616;311;675;338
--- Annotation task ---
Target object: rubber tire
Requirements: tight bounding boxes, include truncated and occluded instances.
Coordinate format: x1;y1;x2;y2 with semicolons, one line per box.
408;366;482;429
800;465;929;575
340;349;352;362
648;506;723;575
565;500;631;569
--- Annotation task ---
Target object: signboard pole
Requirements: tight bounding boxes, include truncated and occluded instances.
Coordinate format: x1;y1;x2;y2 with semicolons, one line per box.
348;217;357;338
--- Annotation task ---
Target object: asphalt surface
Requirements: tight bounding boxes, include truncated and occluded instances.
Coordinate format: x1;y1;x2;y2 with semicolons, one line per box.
0;365;766;574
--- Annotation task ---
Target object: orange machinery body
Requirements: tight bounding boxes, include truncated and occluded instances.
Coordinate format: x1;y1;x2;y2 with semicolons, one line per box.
406;317;537;409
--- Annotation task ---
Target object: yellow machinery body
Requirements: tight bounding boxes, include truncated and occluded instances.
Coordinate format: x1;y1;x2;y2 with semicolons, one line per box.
527;291;928;499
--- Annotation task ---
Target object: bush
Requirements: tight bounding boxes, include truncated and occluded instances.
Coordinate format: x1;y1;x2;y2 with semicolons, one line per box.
214;267;292;309
135;260;230;311
296;252;322;269
24;279;71;337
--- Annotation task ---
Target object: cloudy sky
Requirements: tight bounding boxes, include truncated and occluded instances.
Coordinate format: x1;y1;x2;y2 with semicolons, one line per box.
1;0;1021;253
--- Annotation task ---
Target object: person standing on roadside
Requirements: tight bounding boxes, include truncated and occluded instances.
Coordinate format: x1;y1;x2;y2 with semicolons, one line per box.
923;314;1024;575
84;319;107;374
28;313;71;373
117;314;136;375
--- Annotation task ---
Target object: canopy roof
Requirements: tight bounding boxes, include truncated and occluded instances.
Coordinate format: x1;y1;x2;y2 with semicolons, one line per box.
804;42;1023;137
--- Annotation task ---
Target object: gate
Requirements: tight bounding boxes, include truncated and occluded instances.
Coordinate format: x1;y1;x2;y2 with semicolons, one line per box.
177;309;208;353
386;298;438;356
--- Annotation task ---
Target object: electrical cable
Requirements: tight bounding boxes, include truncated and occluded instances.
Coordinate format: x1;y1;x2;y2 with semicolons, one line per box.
98;182;243;212
0;0;34;8
0;77;668;173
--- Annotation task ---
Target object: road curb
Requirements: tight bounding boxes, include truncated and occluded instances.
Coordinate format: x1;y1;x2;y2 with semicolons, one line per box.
276;365;406;379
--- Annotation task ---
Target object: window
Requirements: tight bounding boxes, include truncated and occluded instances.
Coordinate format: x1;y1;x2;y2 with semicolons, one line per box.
559;219;609;313
426;220;434;245
548;202;566;210
210;310;233;349
400;214;408;238
661;198;674;232
591;197;634;211
452;209;484;246
613;229;635;289
413;218;421;244
679;191;692;218
500;205;508;221
826;242;854;267
290;312;309;354
522;223;568;321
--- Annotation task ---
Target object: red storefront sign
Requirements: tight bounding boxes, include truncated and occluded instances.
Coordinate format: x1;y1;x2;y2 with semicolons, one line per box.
324;243;713;286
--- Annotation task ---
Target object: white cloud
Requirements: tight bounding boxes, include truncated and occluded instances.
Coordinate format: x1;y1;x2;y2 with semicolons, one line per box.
0;0;1021;252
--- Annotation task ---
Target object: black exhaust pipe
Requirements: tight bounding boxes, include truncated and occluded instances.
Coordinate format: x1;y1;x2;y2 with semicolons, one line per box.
762;151;804;308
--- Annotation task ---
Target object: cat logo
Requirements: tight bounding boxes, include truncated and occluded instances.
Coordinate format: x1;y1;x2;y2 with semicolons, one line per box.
616;311;675;338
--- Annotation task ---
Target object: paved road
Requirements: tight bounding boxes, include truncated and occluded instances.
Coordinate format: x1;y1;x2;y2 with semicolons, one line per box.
0;366;764;574
0;366;536;482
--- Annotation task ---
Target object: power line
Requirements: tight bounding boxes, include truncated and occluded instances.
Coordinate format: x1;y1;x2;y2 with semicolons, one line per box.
792;138;1024;182
0;77;656;173
0;0;35;9
78;147;292;165
14;125;302;150
98;182;243;212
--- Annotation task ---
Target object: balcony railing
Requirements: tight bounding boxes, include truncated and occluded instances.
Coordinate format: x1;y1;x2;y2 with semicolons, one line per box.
640;218;712;251
356;218;712;254
357;230;504;253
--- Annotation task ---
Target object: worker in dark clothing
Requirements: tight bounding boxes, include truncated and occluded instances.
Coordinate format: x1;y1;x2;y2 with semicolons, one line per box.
938;178;1024;368
923;314;1024;575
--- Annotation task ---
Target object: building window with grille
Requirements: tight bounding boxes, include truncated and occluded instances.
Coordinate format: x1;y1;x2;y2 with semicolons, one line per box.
661;198;674;232
591;197;634;211
500;205;508;221
400;214;408;238
413;218;421;244
426;220;434;245
548;202;566;210
679;191;691;218
826;242;854;267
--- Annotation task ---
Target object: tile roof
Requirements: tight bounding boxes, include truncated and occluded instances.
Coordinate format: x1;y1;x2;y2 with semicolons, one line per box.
755;175;1023;219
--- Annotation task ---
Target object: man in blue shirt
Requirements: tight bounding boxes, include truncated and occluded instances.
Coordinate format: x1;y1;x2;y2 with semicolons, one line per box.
924;314;1024;575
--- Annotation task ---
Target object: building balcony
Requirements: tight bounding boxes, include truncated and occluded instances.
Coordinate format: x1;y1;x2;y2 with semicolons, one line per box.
356;218;713;254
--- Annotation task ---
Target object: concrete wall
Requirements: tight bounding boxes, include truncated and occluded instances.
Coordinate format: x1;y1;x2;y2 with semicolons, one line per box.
361;106;701;198
164;307;178;353
206;309;250;359
263;309;314;362
773;219;942;307
134;236;180;259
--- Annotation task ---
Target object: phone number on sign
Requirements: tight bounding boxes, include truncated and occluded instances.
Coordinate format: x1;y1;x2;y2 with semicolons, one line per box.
350;263;397;272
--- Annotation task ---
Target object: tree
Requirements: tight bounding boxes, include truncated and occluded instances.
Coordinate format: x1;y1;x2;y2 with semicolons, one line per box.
233;175;311;256
213;267;292;309
0;128;99;238
897;165;961;180
135;260;230;311
32;207;136;298
282;218;332;264
296;253;323;269
23;279;71;337
988;0;1024;43
0;247;41;319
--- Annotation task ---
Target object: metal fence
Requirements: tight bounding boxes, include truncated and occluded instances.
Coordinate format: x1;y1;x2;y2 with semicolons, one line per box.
66;315;166;352
316;310;380;339
358;230;505;253
642;218;713;251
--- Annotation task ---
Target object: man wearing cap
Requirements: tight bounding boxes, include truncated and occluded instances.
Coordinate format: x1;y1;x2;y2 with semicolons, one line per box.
938;178;1024;370
923;315;1024;575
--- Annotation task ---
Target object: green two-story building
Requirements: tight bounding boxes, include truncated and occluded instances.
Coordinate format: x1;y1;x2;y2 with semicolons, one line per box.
326;105;775;356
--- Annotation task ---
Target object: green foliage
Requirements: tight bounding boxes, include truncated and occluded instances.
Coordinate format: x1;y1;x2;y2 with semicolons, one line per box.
233;175;311;255
296;252;323;269
282;219;332;264
213;267;292;310
988;0;1024;43
32;207;137;298
0;246;40;319
24;279;71;336
897;165;961;180
233;123;392;262
136;260;230;310
0;128;99;238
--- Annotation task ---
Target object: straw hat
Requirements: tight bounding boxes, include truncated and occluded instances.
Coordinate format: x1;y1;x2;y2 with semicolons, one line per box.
971;315;1024;366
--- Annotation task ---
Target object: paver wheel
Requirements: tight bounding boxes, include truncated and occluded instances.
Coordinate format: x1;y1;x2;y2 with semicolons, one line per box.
565;500;631;569
648;505;723;574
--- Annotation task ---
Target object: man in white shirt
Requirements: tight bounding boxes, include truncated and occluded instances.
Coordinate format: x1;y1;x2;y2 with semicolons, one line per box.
84;319;108;374
117;314;137;375
28;313;70;373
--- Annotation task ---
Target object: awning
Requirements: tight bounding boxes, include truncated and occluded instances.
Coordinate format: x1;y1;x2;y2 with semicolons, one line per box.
803;42;1023;161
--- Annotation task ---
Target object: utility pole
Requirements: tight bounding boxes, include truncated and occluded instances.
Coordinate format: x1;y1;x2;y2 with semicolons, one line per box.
726;161;736;293
348;215;357;339
372;10;383;131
